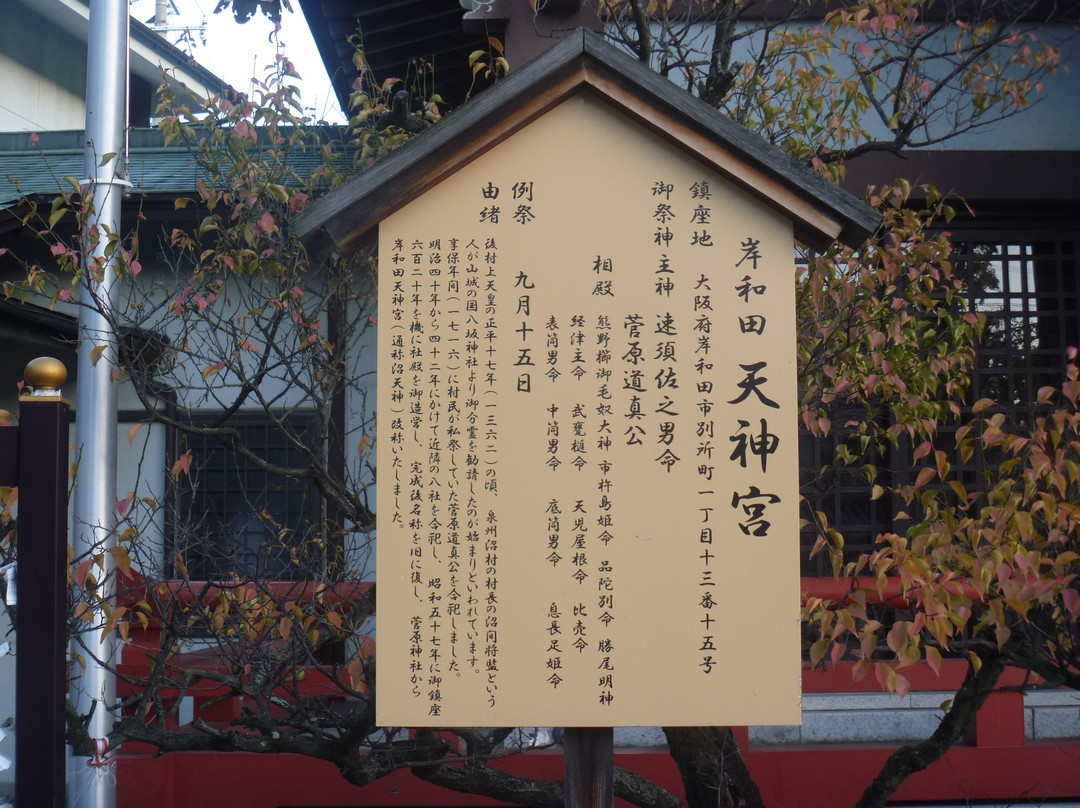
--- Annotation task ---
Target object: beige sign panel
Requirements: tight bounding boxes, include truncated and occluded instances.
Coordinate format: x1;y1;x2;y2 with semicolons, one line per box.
377;94;802;727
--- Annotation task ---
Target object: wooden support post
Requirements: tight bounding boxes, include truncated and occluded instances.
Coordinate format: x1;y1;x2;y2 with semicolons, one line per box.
563;727;613;808
0;358;70;808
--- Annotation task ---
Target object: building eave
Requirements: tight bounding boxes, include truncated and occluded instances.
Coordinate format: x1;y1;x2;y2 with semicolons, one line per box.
294;29;880;255
13;0;230;100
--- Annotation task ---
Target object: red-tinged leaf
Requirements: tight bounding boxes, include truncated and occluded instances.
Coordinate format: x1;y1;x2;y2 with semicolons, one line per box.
972;397;996;413
127;422;144;446
74;559;94;590
912;440;931;462
830;640;845;666
347;658;366;692
257;211;276;235
874;662;897;692
202;362;224;380
895;672;910;701
325;610;343;629
129;260;141;278
170;453;192;480
914;466;936;489
115;492;134;517
1063;587;1080;617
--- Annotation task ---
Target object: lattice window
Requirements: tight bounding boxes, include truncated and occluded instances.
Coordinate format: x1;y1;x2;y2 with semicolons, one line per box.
170;413;319;580
955;237;1079;417
799;227;1079;577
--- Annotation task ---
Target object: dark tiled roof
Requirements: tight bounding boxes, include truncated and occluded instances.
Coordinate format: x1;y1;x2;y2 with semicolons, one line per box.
0;128;343;208
0;131;197;206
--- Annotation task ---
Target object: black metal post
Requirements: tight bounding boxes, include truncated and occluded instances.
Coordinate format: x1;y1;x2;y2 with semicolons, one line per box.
1;360;70;808
563;727;614;808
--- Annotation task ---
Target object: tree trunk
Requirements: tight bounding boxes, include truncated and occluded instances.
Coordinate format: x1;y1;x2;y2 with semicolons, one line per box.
855;651;1007;808
663;727;765;808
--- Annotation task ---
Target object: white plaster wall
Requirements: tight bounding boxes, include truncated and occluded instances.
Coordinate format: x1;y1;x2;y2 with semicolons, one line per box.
112;420;168;571
0;3;88;131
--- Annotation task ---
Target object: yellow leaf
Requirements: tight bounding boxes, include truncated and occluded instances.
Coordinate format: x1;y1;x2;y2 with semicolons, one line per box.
90;344;106;366
1013;511;1034;543
109;545;135;580
925;645;942;676
967;651;983;673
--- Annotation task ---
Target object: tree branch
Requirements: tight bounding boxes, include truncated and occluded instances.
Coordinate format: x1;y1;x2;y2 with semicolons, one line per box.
855;650;1008;808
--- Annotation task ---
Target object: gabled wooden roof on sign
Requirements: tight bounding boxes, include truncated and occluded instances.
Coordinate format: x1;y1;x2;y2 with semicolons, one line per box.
293;28;880;253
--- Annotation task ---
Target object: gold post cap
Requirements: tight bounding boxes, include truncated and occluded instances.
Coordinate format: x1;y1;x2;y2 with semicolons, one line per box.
24;356;68;396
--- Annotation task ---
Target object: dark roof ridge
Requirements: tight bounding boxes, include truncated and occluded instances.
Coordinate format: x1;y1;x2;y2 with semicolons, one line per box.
294;28;880;252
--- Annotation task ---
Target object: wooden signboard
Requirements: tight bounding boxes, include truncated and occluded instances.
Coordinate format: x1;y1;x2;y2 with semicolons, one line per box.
376;94;802;727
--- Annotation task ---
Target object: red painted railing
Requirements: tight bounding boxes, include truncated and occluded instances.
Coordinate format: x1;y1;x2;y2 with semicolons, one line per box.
111;578;1080;808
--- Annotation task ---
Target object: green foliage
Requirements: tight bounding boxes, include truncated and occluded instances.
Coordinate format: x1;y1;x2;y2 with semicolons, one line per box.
806;359;1080;696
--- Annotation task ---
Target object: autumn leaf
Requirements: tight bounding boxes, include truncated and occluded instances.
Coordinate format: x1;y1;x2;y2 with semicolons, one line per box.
170;453;193;480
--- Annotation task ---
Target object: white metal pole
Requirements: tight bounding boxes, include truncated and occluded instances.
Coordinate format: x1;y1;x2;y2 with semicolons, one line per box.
70;1;128;806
